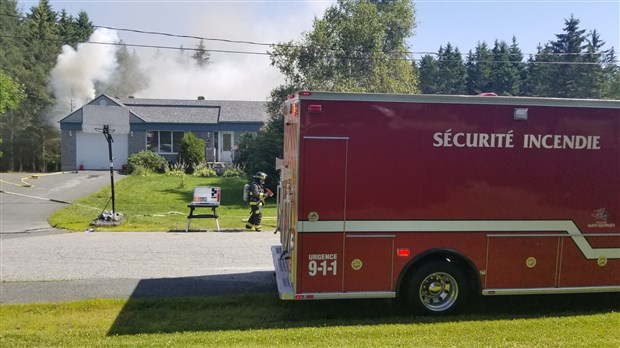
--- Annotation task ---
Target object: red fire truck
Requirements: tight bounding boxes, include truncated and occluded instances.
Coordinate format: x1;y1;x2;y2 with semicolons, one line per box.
272;91;620;314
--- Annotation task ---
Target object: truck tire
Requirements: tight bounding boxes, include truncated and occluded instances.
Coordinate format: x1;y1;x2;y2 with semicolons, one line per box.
404;261;468;315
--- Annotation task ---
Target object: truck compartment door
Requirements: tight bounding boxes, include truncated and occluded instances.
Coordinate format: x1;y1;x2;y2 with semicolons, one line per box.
298;137;348;293
343;234;394;292
299;137;348;221
486;235;560;289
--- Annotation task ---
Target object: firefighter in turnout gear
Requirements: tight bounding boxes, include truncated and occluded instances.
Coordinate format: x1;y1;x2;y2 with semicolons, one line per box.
246;171;272;231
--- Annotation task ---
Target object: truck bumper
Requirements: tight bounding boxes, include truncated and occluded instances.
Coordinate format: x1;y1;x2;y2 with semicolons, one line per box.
272;245;295;300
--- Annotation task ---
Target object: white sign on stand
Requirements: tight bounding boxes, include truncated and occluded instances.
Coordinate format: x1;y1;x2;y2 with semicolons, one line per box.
187;186;221;232
192;186;221;206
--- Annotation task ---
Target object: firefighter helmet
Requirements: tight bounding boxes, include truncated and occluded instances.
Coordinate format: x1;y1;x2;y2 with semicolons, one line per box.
254;171;267;180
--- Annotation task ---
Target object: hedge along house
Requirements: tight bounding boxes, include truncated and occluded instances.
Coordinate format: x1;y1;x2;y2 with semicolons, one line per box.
59;94;267;171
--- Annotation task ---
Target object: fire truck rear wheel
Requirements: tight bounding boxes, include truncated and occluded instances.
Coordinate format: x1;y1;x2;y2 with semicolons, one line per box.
405;261;467;315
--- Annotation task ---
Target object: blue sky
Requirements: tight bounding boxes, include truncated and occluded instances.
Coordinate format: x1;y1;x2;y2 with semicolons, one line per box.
17;0;620;101
411;0;619;57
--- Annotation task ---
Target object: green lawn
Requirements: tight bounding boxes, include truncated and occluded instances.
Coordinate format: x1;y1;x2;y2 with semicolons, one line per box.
1;293;619;347
48;175;276;232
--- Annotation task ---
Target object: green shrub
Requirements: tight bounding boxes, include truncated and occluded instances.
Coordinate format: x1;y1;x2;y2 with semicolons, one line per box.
131;165;152;177
165;161;187;177
127;150;168;174
192;163;217;177
178;132;206;172
222;165;246;177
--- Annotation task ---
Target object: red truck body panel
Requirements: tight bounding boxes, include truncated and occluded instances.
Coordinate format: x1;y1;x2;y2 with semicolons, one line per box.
273;92;620;300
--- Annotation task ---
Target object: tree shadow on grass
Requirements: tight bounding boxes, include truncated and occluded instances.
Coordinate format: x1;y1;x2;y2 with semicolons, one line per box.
107;274;620;336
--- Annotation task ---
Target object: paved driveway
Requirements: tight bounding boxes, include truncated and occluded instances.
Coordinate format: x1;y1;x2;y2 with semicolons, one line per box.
0;171;280;304
1;171;117;237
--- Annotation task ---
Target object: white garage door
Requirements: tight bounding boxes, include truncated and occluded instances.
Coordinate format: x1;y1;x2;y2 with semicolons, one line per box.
76;131;128;170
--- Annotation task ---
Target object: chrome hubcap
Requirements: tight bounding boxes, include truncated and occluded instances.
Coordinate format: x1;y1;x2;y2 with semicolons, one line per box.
419;272;459;312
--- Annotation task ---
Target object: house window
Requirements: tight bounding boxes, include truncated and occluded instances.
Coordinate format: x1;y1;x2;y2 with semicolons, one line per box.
147;131;185;153
222;132;232;152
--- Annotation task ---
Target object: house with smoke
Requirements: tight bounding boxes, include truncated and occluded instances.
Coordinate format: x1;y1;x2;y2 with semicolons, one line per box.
58;94;267;171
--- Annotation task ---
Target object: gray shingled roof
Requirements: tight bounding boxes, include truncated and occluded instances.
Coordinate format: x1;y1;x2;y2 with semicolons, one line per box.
117;97;267;124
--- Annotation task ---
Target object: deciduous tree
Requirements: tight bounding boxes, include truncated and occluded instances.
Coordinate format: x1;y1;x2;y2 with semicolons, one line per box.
270;0;418;93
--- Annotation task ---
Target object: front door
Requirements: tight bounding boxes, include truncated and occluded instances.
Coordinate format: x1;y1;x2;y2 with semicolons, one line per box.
218;131;233;162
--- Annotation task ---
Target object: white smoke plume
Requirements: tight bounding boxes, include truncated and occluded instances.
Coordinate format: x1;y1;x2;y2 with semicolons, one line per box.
48;1;332;111
50;28;119;115
136;51;276;101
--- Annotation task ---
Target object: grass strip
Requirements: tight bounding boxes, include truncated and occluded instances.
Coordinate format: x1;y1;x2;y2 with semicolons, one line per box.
1;293;619;347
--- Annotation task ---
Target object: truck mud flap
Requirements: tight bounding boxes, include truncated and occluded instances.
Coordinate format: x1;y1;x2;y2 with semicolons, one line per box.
272;245;295;300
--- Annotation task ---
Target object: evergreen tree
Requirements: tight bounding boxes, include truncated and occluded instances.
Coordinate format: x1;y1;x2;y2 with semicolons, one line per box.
3;0;63;172
436;43;466;94
58;10;94;48
57;9;75;47
508;37;525;95
0;1;26;80
0;1;27;170
490;40;520;95
100;41;148;98
547;15;587;97
465;42;493;94
579;30;606;99
27;0;60;70
602;50;620;99
523;15;614;99
192;39;210;67
73;10;94;43
418;54;439;94
177;45;186;63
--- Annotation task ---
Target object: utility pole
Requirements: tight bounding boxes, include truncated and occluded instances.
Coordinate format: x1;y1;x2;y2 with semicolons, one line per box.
102;125;116;215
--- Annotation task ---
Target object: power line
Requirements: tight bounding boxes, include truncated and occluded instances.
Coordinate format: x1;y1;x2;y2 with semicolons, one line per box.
96;24;619;58
3;34;614;66
2;13;618;66
94;25;274;47
0;35;270;56
2;13;618;59
88;40;270;56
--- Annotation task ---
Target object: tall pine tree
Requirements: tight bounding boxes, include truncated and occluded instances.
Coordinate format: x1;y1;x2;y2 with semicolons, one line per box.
465;42;493;95
436;43;466;94
21;0;60;171
490;40;520;95
548;15;587;98
418;54;439;94
99;41;148;98
192;39;210;67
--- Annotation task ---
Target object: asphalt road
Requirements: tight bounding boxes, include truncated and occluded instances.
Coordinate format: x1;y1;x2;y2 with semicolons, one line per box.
0;171;280;304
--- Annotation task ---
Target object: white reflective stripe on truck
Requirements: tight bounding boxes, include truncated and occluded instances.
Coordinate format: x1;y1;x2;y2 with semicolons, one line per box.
297;220;620;260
